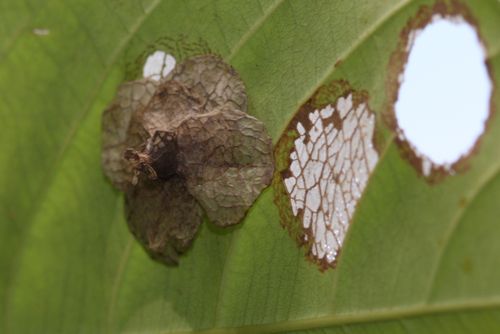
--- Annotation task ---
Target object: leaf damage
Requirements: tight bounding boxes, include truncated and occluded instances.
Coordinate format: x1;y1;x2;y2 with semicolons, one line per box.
102;54;274;265
274;81;379;270
385;0;496;183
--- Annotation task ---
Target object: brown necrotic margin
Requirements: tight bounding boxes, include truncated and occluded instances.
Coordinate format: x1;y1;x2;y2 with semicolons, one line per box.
385;0;496;183
273;80;380;271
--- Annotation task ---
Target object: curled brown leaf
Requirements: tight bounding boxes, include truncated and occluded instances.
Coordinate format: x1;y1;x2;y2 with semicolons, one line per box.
102;55;274;265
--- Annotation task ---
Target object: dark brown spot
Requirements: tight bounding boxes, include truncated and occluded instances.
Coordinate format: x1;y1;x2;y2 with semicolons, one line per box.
462;257;474;274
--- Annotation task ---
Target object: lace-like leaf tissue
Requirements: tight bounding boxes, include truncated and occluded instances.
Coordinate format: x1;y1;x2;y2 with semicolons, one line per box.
102;55;274;265
274;82;379;270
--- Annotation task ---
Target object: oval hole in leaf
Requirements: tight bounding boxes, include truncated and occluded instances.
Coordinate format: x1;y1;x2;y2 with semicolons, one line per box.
395;17;492;176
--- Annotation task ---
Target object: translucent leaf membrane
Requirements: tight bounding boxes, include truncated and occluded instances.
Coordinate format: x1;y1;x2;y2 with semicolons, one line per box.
102;55;273;265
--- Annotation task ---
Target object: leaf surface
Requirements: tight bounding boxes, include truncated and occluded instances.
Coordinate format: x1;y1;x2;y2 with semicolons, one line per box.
1;0;499;333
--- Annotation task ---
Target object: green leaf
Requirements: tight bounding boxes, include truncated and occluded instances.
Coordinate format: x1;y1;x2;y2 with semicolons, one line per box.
1;0;499;333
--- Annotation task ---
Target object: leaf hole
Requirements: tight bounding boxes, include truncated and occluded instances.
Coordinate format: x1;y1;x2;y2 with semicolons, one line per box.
391;7;493;179
275;83;379;270
142;50;176;81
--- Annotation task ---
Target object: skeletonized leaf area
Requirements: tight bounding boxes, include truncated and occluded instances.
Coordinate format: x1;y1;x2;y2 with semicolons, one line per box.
276;84;378;269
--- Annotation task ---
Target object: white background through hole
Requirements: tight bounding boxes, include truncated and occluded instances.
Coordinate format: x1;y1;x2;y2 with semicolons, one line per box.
395;18;492;165
284;96;378;265
143;50;176;81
